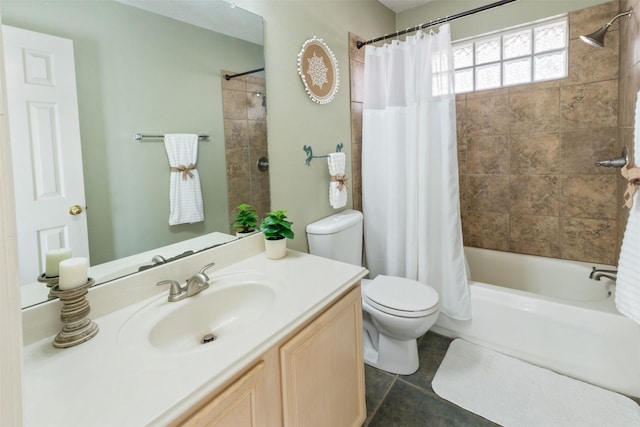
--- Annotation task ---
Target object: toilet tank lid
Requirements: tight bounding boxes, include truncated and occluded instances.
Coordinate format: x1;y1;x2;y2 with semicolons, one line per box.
306;209;363;235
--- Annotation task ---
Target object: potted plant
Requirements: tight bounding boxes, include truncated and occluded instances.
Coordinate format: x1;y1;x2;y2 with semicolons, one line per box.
259;209;295;259
232;203;258;237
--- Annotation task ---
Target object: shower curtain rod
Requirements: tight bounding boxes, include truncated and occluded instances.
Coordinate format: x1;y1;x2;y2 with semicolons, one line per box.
224;67;265;80
356;0;519;49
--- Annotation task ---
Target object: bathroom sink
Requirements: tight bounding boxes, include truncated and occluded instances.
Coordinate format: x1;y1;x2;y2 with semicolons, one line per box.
117;272;280;353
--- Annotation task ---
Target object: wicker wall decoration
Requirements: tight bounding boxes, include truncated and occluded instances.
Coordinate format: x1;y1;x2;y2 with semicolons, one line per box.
297;36;340;104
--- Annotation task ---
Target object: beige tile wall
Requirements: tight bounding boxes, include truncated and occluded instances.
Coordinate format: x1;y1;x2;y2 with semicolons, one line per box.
221;71;270;230
349;33;365;212
350;1;628;265
459;1;622;265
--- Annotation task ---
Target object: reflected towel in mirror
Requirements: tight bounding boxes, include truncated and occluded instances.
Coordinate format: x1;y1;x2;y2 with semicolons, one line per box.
164;134;204;225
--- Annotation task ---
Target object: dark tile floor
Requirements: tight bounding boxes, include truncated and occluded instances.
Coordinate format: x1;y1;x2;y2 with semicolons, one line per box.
362;332;640;427
363;332;497;427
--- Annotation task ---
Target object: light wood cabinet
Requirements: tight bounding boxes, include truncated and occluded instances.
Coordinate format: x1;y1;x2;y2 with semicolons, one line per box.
176;284;365;427
280;286;365;427
180;362;267;427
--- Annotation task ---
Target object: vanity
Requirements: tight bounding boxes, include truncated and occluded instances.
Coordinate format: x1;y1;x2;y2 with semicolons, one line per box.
22;234;368;426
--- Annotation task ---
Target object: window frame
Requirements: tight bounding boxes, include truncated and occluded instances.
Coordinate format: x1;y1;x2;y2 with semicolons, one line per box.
452;15;568;94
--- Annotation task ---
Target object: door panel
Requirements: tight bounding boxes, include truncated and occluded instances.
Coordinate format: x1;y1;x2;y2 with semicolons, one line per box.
3;25;88;284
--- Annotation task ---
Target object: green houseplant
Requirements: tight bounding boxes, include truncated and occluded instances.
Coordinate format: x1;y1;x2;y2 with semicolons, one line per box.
232;203;258;236
259;210;294;259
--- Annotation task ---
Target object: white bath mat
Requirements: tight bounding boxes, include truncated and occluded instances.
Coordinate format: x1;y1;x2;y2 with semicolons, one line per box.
432;339;640;427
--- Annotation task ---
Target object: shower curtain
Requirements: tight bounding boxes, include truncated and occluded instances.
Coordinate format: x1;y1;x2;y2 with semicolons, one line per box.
361;25;471;320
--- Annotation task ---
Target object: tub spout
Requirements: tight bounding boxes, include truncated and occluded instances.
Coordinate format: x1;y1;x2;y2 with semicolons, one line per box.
589;267;617;281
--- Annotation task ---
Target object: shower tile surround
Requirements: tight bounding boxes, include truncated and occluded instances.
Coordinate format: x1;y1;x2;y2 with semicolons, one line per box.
350;1;632;265
221;71;270;228
349;33;365;213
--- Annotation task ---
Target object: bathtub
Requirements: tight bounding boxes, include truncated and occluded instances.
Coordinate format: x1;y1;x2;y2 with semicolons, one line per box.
432;246;640;398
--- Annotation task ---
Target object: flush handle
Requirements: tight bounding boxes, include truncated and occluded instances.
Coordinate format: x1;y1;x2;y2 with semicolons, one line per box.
595;146;628;168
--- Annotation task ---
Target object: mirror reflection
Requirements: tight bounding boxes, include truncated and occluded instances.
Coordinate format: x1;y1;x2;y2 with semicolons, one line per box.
1;0;266;308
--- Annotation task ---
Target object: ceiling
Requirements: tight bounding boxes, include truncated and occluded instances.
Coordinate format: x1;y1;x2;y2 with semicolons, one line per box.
116;0;263;45
117;0;432;40
378;0;436;13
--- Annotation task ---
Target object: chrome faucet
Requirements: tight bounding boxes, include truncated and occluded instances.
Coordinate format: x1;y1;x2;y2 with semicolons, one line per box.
156;262;216;302
589;267;617;281
151;255;167;265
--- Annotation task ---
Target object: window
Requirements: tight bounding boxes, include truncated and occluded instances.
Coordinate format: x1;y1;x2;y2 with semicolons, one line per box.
453;16;568;93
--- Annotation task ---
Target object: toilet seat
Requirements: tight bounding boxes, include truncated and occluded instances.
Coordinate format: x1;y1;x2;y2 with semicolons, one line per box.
363;275;439;318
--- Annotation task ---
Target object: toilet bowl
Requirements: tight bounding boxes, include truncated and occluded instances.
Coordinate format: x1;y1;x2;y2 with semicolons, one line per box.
361;276;439;375
305;209;440;375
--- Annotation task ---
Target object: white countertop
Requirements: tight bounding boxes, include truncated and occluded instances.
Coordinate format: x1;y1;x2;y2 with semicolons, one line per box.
22;244;367;427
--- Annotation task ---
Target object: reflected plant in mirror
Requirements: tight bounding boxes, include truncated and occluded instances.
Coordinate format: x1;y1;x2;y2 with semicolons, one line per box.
1;0;267;308
232;203;259;236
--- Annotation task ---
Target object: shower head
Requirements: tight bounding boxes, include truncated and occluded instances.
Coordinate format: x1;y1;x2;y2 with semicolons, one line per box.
580;7;632;48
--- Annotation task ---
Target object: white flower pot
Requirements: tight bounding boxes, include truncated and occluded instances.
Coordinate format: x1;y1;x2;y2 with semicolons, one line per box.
264;238;286;259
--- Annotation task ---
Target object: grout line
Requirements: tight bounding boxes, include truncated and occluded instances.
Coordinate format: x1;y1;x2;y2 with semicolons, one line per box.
396;376;435;395
364;373;398;426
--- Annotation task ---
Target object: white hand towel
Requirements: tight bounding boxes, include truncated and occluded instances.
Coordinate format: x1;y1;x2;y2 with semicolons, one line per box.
616;91;640;325
164;134;204;225
328;152;347;209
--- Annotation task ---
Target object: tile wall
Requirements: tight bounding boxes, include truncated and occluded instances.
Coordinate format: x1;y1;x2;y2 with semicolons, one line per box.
350;1;628;265
221;71;270;230
349;33;365;213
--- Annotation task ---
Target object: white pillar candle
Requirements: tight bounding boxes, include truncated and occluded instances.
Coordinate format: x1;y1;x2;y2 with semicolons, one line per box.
58;257;89;290
45;248;72;277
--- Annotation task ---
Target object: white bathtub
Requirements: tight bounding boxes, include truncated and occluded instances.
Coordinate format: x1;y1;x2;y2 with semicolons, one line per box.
432;246;640;398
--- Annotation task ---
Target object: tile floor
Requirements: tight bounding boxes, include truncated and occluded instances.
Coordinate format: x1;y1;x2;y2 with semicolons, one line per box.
362;332;640;426
363;332;497;427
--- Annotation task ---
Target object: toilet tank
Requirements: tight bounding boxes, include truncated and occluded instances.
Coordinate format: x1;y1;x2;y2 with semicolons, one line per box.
306;209;363;266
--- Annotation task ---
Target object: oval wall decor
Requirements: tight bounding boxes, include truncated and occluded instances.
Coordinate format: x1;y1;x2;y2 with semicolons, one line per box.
297;37;340;104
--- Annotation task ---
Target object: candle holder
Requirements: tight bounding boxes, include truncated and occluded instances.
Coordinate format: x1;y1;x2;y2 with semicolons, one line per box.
49;278;99;348
37;273;60;299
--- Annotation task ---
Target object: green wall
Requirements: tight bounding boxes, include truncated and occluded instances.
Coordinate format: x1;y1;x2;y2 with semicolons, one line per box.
395;0;611;41
237;0;395;252
12;0;599;258
2;1;264;264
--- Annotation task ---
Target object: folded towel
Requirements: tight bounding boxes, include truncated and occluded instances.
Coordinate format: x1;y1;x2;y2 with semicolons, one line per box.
616;91;640;325
328;152;348;209
164;134;204;225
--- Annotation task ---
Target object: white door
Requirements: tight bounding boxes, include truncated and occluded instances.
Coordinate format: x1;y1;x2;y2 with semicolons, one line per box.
3;25;89;285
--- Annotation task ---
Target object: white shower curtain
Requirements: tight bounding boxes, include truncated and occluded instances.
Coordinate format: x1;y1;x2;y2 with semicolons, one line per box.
362;25;471;320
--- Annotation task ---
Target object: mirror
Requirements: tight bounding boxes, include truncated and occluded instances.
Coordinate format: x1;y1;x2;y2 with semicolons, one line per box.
1;0;266;308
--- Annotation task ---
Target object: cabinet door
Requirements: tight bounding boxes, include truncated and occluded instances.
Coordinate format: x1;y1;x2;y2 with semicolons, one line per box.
280;286;365;427
180;362;267;427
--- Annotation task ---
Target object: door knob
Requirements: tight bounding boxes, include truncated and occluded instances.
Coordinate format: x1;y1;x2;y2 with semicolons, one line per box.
69;205;83;215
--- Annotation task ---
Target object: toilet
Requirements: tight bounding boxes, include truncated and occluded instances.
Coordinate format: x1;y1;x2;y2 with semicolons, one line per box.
306;209;440;375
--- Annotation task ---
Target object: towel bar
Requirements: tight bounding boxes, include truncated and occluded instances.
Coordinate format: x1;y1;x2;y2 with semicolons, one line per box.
134;133;209;141
304;143;344;166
